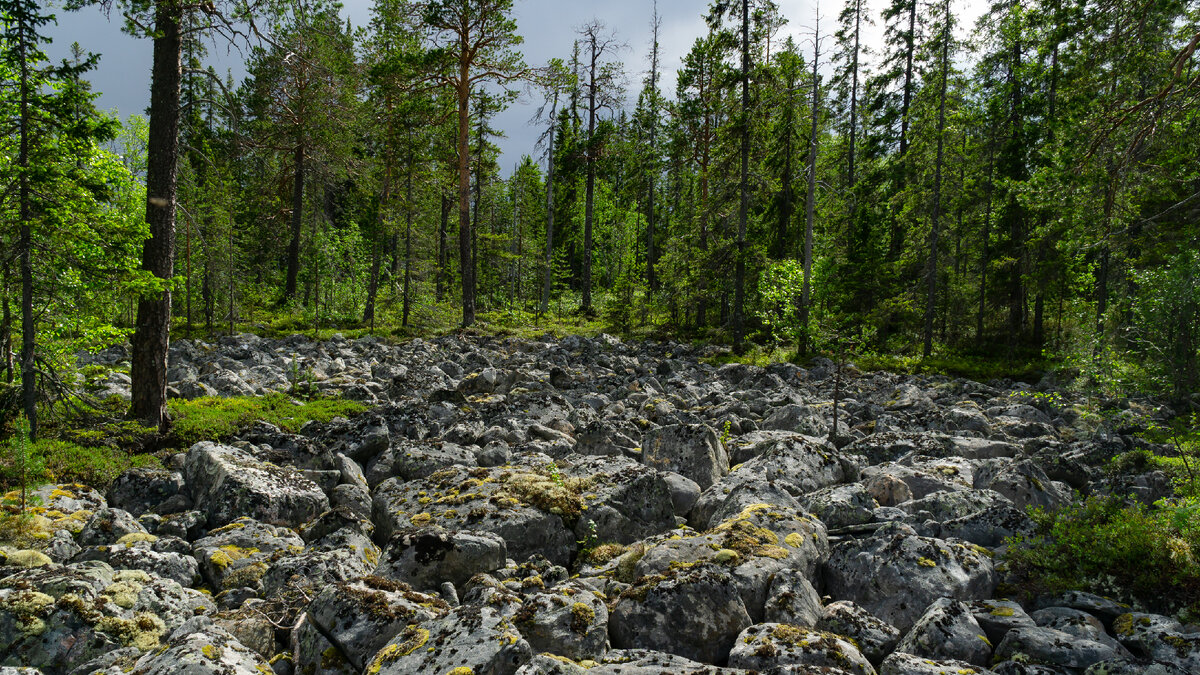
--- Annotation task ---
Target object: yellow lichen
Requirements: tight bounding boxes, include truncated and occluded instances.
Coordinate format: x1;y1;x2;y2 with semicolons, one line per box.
784;532;805;547
917;557;937;568
6;549;51;568
410;513;433;527
117;532;159;545
96;613;166;651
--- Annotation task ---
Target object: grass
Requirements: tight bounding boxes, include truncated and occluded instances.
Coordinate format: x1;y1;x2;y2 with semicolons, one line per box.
1003;496;1200;620
167;392;368;448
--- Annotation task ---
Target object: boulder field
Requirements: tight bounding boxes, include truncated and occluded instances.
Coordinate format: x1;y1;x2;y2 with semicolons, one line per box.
2;332;1196;674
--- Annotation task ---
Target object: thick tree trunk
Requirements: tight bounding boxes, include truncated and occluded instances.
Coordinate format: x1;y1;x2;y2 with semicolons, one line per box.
130;0;182;431
2;261;13;384
457;72;475;327
284;143;304;303
438;192;449;302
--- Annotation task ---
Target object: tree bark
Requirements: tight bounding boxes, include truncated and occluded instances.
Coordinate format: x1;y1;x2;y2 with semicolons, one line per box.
582;38;599;314
801;26;820;356
457;67;475;327
17;11;36;438
733;0;750;352
540;100;557;316
402;163;414;327
130;0;182;431
922;0;951;358
283;142;305;303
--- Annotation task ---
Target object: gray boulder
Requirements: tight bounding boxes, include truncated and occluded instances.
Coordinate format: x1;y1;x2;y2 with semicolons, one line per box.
375;526;507;592
994;626;1124;671
727;624;875;674
192;517;304;592
880;653;996;675
184;441;329;528
822;530;997;631
610;563;753;665
513;583;609;661
107;468;187;516
364;603;532;675
641;423;729;490
895;598;993;666
816;601;901;667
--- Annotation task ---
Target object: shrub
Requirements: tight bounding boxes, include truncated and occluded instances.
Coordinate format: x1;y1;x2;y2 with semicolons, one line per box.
1004;496;1200;618
0;436;160;492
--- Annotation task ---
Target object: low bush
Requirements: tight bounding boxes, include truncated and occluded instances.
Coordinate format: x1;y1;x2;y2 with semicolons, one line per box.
0;436;160;492
1004;496;1200;618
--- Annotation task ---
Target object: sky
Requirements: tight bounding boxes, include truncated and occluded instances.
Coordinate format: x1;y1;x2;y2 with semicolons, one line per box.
45;0;988;174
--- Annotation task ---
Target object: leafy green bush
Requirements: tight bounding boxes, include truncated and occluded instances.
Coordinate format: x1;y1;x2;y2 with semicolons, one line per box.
167;393;368;448
1004;496;1200;617
0;436;160;492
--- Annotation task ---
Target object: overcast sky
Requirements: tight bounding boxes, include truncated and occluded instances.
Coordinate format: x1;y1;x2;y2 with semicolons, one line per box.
46;0;987;174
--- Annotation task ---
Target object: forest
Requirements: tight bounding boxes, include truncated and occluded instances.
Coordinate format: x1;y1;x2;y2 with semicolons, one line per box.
1;0;1199;435
5;3;1200;670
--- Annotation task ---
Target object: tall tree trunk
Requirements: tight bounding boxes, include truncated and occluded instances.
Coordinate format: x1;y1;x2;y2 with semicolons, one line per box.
2;261;13;384
801;27;820;356
890;0;917;260
647;4;661;291
922;0;950;358
17;13;36;438
284;143;304;303
582;42;599;314
364;164;390;328
402;165;414;327
733;0;750;352
457;70;475;327
540;100;557;316
438;192;449;302
130;0;182;431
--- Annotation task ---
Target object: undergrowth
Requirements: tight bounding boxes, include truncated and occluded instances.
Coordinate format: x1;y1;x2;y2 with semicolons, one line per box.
1004;496;1200;620
167;393;368;448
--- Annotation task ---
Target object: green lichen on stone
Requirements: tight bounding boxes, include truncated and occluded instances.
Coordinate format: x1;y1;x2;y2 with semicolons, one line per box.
96;612;166;651
570;602;595;633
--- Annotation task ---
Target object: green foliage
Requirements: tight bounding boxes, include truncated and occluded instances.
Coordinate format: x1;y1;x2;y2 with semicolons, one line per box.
166;393;368;448
1004;497;1200;618
1;416;42;510
754;259;806;346
0;433;158;493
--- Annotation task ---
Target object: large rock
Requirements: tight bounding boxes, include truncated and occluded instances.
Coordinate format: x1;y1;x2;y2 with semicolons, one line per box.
374;526;507;592
822;528;997;631
364;603;532;675
0;563;214;674
895;598;993;666
513;583;609;662
994;626;1124;671
879;653;996;675
815;601;900;667
303;577;448;672
727;623;875;674
191;517;303;592
107;468;188;516
125;617;270;675
183;441;329;528
641;424;729;490
609;563;753;665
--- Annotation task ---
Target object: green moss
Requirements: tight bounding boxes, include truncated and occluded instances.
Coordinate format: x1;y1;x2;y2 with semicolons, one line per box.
96;613;166;651
570;602;595;633
167;393;368;447
5;549;51;568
